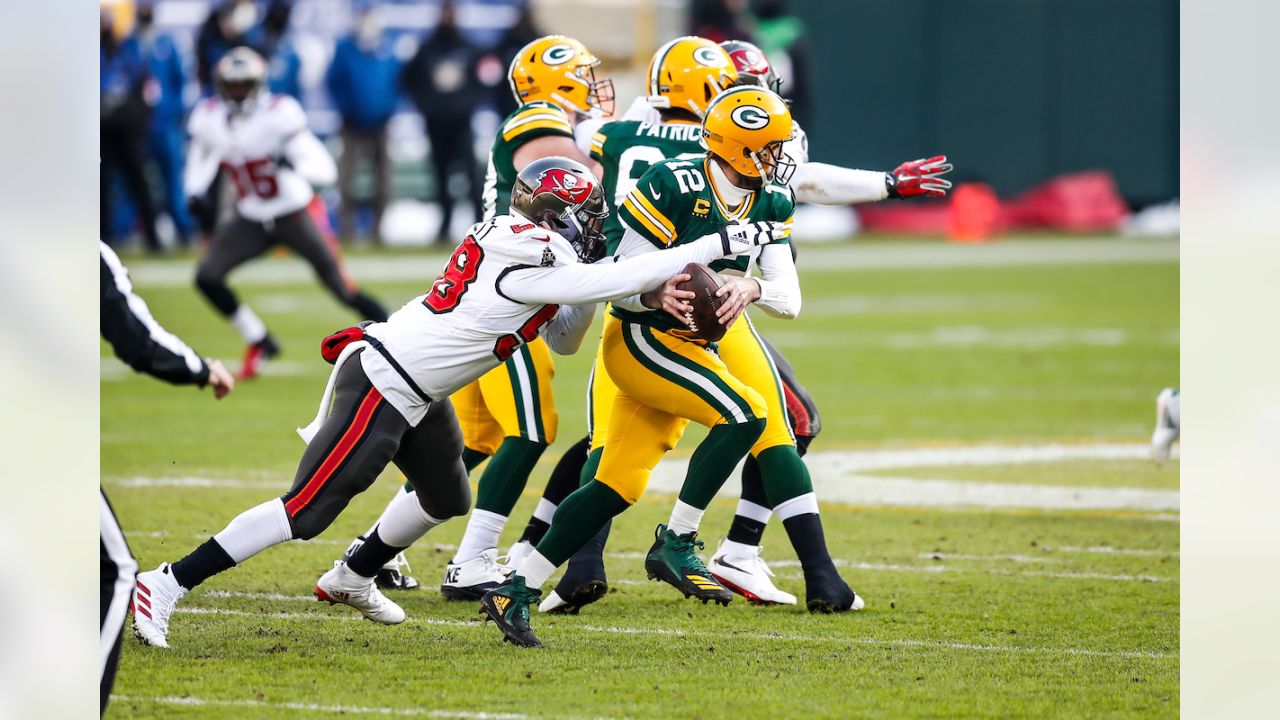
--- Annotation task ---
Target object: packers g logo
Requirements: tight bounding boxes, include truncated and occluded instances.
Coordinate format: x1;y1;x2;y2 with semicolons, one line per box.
541;44;575;66
692;46;726;67
731;105;770;130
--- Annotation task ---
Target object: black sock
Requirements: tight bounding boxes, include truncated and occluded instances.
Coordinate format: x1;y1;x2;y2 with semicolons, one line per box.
519;436;590;545
171;538;236;590
346;291;389;322
728;454;769;546
346;529;405;577
781;513;838;576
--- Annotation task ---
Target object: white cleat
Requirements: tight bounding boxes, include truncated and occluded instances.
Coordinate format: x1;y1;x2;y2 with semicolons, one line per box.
1151;387;1180;466
440;548;506;601
315;562;405;625
538;590;569;614
504;540;535;575
132;563;188;648
709;540;798;606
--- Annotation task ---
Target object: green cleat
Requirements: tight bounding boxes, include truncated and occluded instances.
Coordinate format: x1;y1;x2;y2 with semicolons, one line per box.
644;524;733;606
479;575;544;648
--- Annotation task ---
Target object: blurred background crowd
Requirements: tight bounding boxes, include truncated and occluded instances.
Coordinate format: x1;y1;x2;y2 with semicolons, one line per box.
100;0;1179;253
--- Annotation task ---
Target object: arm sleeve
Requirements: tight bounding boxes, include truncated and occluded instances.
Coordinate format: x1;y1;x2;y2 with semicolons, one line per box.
791;162;889;205
183;116;221;199
498;233;730;306
608;223;664;312
100;243;209;386
752;242;802;319
540;303;597;355
284;130;338;187
575;116;605;157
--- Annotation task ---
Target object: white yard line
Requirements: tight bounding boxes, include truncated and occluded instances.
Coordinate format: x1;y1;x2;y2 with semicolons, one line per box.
121;238;1178;289
111;695;528;719
169;606;1174;660
1046;545;1179;557
109;442;1179;513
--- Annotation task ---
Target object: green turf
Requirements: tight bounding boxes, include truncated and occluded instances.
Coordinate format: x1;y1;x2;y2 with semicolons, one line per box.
103;237;1178;719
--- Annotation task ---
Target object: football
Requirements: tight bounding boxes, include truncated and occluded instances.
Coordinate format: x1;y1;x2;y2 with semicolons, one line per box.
675;262;728;342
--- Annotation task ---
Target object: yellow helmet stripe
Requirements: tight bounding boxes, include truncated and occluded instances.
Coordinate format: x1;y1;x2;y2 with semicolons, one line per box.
622;196;675;243
631;189;677;237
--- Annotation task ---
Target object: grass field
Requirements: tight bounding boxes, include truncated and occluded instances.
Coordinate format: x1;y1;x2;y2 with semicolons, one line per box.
103;236;1179;719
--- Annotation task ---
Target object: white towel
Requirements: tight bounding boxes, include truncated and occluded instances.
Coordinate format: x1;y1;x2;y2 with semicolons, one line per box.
296;340;369;444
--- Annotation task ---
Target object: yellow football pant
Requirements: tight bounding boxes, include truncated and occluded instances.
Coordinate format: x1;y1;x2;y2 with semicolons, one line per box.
596;318;767;504
451;337;558;455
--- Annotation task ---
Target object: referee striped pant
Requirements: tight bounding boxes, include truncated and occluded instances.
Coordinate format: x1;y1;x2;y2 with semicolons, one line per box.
101;488;137;715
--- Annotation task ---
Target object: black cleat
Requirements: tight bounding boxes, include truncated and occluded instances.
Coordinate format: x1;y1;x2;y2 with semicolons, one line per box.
480;575;543;648
543;523;610;615
804;569;865;613
643;524;733;606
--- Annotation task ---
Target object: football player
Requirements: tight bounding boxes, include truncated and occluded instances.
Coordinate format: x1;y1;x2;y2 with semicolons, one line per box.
131;156;783;648
185;47;389;380
480;87;809;648
1151;388;1180;465
519;38;952;612
340;36;615;600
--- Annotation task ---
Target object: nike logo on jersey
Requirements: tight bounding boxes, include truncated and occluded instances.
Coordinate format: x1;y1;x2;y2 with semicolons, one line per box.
649;184;662;199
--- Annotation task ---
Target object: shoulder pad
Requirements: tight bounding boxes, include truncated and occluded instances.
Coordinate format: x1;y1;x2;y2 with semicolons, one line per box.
502;102;573;143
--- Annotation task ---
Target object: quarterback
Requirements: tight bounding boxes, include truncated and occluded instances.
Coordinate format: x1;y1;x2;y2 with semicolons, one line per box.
131;157;784;648
185;47;388;379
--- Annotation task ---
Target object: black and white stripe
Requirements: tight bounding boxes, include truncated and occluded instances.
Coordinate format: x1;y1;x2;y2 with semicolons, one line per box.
100;489;137;713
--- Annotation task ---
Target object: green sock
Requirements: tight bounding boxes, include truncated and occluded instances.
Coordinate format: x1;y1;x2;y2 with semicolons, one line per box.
535;480;630;566
579;447;604;487
462;447;490;473
474;437;549;515
678;419;766;508
755;445;814;507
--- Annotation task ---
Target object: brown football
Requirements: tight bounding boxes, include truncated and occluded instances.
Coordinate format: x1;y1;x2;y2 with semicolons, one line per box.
674;262;728;342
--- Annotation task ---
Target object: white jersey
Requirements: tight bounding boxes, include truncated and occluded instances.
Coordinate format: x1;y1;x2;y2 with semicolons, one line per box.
185;94;331;221
359;214;741;425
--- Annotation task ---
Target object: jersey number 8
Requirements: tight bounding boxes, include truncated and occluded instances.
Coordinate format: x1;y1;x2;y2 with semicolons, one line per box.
424;237;483;313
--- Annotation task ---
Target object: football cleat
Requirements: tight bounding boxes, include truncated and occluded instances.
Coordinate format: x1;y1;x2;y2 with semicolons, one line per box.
1151;387;1180;466
441;547;506;601
644;524;733;606
709;540;797;606
480;575;543;648
504;540;535;574
132;563;188;648
804;569;865;614
539;525;610;614
342;537;420;591
238;334;280;380
315;562;406;624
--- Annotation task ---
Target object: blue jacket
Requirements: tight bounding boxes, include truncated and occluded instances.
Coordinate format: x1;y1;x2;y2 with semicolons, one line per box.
267;37;303;101
101;35;147;107
325;36;401;130
138;32;187;128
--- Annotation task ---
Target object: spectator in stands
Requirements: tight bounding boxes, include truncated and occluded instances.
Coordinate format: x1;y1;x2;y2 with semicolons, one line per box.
196;0;262;96
134;0;196;247
403;0;483;243
753;0;813;124
326;2;401;245
263;0;303;101
690;0;753;45
101;6;162;252
489;0;542;118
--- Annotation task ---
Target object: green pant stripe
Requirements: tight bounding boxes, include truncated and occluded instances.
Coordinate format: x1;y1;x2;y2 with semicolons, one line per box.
503;353;531;439
622;323;753;423
519;345;547;441
639;325;756;421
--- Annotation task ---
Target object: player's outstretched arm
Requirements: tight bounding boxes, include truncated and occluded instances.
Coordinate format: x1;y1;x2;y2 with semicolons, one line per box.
283;131;339;187
539;304;597;355
791;155;953;205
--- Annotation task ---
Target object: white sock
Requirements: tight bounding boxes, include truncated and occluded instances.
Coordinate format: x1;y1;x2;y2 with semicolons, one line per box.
720;538;759;558
667;500;704;536
532;498;557;524
230;304;268;345
363;485;411;538
519;551;557;590
454;509;508;563
774;492;820;521
735;499;772;524
213;498;293;563
375;490;447;547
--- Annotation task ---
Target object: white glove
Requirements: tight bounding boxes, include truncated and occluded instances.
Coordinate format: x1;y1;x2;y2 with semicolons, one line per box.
718;220;791;255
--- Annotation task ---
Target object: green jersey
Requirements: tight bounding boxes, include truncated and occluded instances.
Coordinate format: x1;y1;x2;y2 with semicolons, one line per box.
482;101;575;220
589;120;705;253
613;156;795;331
